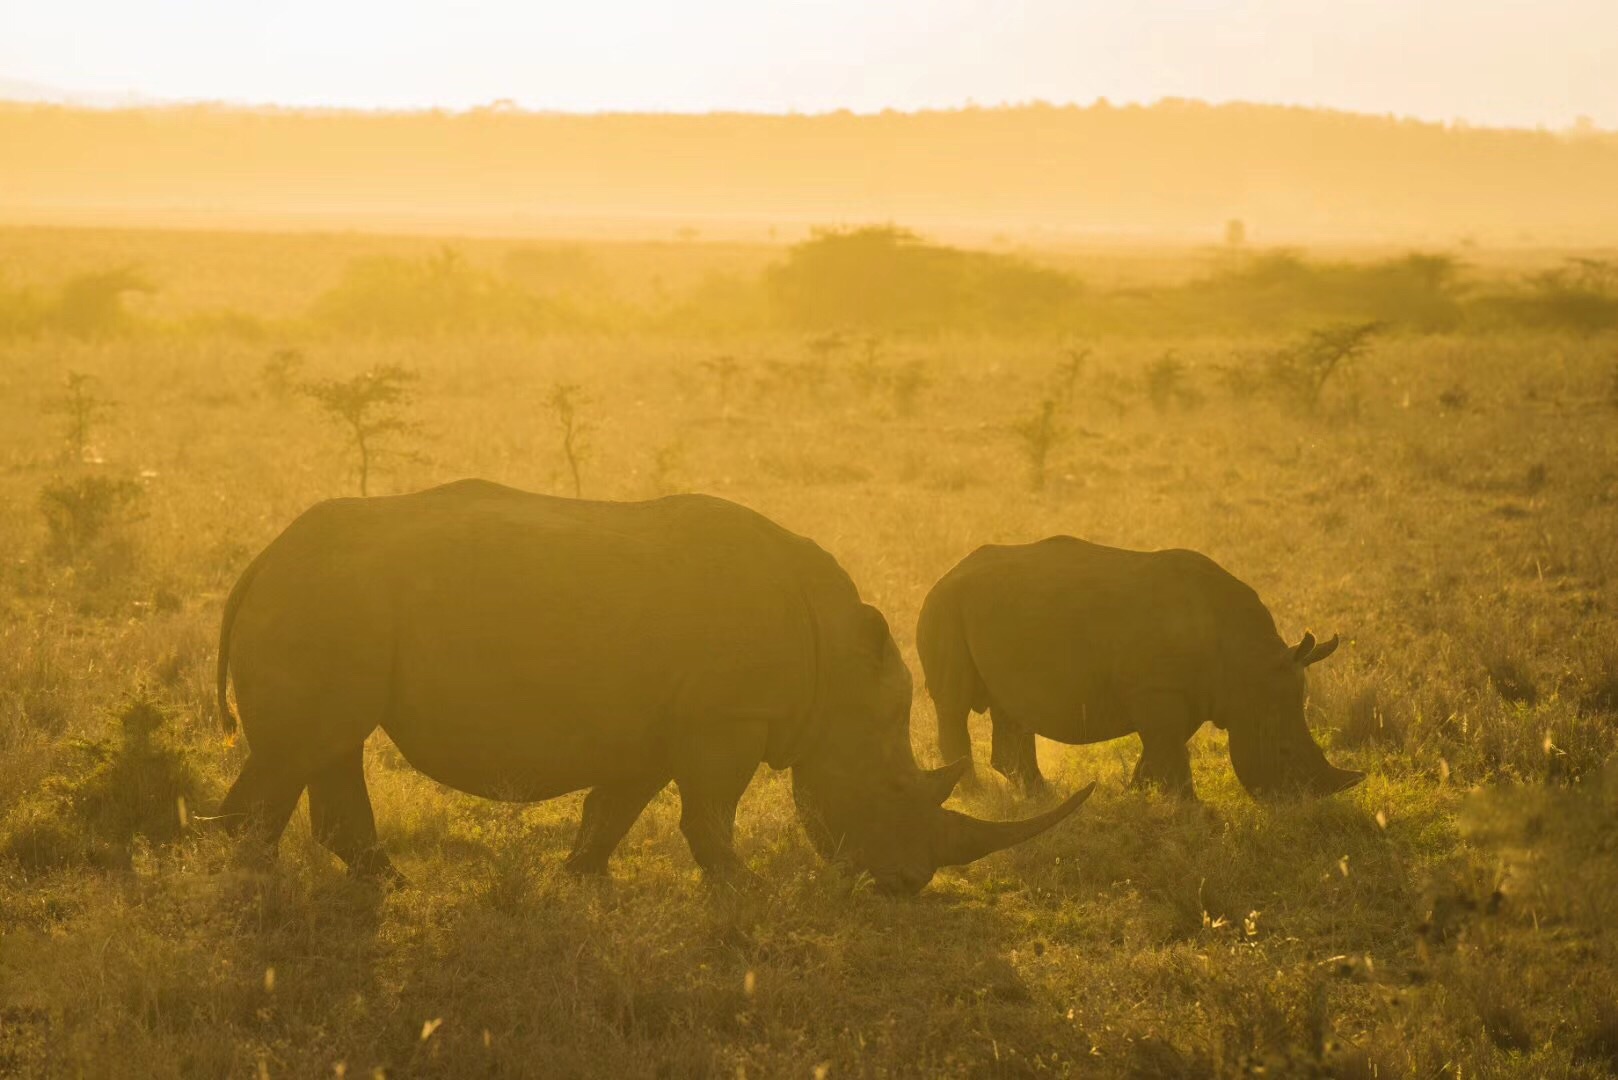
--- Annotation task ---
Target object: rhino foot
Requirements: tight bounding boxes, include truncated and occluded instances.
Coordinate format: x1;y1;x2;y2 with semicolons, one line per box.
350;855;409;890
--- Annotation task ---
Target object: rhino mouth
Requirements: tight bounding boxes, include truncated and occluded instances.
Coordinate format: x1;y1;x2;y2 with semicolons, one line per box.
1228;724;1363;798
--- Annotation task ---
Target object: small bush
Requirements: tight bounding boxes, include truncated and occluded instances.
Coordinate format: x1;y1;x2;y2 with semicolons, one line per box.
0;275;45;336
48;266;155;338
1145;351;1188;413
259;348;305;401
312;247;559;335
883;359;931;417
1012;398;1066;492
45;371;114;463
38;474;142;564
700;354;742;418
2;690;204;874
766;226;1079;332
1486;259;1618;333
1052;345;1090;407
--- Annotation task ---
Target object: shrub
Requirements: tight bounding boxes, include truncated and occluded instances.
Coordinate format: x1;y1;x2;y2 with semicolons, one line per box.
765;226;1079;332
312;247;557;335
45;371;114;463
38;474;143;564
1052;345;1090;408
0;275;45;336
1145;351;1188;413
2;690;204;874
700;355;742;418
1185;251;1463;332
884;359;931;417
1482;258;1618;333
259;348;305;401
1012;398;1066;491
48;266;155;337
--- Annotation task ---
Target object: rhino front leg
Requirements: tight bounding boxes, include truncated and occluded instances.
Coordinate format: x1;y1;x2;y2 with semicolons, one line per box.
671;719;768;881
565;774;669;877
1129;695;1196;799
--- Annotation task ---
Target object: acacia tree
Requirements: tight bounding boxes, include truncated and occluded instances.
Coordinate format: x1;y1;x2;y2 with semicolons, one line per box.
300;365;420;496
1267;321;1383;412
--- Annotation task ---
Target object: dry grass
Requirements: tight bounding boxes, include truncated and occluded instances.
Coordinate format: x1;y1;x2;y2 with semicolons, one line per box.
2;226;1617;1077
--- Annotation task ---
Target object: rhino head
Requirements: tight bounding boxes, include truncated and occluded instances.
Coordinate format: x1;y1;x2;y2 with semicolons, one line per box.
1226;631;1364;798
791;604;1092;895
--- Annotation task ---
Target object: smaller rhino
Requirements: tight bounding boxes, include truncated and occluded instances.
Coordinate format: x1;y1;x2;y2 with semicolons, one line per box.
918;537;1363;800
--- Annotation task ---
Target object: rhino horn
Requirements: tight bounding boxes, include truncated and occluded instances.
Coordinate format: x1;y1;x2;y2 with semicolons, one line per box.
920;758;972;805
931;781;1096;867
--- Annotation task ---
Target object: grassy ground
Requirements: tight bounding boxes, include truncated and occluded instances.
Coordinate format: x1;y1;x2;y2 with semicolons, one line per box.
2;227;1617;1077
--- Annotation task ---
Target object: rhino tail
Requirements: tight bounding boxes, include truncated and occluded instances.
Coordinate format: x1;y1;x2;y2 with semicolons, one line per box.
216;545;273;733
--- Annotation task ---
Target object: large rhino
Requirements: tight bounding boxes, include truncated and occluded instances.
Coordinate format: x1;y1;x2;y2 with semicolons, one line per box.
215;480;1091;895
917;537;1363;800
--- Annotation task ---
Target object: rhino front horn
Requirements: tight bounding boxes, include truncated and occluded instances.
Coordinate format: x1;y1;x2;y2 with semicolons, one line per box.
931;781;1096;867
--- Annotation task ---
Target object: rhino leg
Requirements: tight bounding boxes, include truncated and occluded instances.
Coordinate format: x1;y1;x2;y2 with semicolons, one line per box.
672;720;767;880
565;774;670;877
307;744;403;884
933;700;980;789
218;752;306;865
989;708;1047;797
1129;696;1197;799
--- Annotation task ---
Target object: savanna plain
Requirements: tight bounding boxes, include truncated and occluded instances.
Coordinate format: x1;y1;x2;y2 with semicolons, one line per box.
2;224;1617;1078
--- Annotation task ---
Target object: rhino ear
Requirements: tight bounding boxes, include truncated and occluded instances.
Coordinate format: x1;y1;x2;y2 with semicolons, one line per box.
1304;633;1340;666
921;758;971;805
1292;631;1340;667
856;604;896;663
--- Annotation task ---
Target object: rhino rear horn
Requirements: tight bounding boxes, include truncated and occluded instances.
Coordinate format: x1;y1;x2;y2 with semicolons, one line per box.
931;781;1096;867
921;758;972;805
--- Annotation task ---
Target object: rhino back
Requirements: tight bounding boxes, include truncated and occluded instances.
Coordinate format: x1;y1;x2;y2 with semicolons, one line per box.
227;482;831;795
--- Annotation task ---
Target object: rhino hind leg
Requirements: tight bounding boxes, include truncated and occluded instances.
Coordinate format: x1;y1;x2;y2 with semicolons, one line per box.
307;744;404;884
933;700;980;789
218;752;306;866
989;709;1047;797
565;774;670;877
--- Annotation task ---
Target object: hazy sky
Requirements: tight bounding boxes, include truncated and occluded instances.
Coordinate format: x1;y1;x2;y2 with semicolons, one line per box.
3;0;1614;128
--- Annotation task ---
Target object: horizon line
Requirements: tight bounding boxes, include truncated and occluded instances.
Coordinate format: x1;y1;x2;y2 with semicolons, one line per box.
2;85;1613;137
